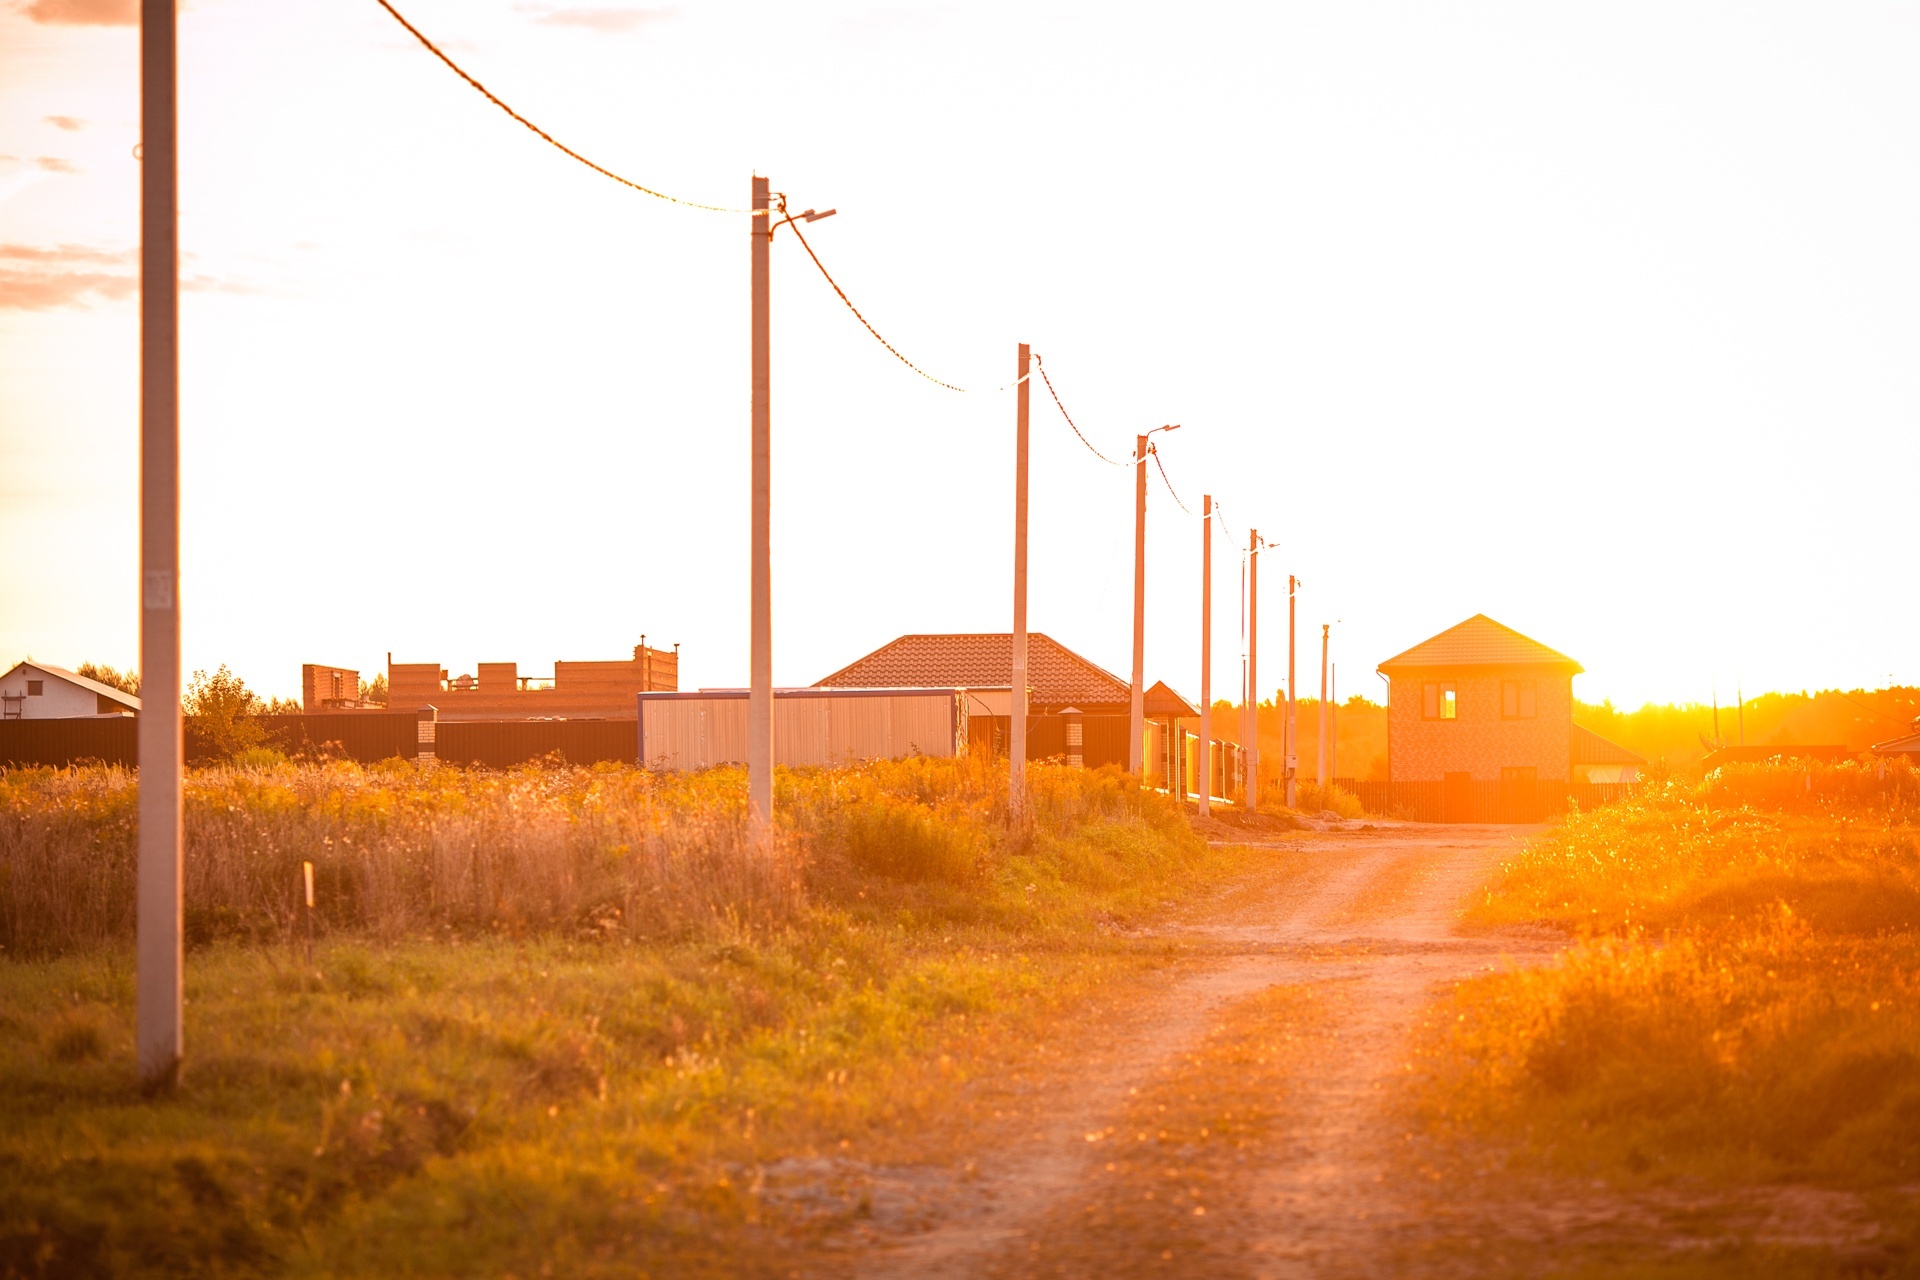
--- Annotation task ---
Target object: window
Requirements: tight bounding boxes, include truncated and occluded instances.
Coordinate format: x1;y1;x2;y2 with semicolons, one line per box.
26;680;43;696
1501;679;1537;719
1422;681;1457;720
1500;765;1537;783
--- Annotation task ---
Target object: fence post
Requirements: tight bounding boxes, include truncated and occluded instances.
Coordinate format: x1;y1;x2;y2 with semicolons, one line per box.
1063;707;1084;768
416;705;437;765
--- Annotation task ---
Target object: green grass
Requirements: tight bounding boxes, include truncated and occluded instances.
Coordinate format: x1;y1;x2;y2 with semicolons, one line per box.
0;757;1262;1277
1417;762;1920;1194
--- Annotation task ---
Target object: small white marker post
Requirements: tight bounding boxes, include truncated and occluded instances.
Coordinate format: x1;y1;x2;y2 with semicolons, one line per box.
302;860;315;972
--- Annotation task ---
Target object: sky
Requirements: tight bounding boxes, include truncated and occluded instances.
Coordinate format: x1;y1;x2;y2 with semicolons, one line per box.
2;0;1916;709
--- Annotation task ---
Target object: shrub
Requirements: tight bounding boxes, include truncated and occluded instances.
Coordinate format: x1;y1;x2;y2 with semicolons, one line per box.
183;665;265;761
1423;756;1920;1187
0;755;1204;955
1293;781;1363;819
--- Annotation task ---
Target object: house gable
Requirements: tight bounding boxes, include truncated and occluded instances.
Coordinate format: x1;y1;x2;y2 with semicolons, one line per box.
1;661;141;719
816;633;1129;713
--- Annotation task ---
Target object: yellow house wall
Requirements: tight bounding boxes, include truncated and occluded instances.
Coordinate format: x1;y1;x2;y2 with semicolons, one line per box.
1387;666;1572;782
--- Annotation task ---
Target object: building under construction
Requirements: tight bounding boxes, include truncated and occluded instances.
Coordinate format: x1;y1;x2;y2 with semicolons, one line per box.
387;641;679;721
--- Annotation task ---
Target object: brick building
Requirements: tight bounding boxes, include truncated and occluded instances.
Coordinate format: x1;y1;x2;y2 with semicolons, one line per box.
387;642;679;721
1378;615;1580;784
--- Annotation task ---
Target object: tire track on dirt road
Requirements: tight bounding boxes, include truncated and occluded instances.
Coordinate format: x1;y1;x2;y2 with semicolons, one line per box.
854;823;1548;1279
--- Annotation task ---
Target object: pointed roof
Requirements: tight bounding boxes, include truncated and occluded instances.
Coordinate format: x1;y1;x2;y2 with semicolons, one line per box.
1143;680;1199;718
1571;725;1644;766
3;660;142;712
1870;730;1920;758
815;633;1130;707
1378;615;1582;675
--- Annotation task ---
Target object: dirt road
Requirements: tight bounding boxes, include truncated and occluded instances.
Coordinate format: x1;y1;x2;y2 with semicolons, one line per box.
797;820;1887;1278
804;820;1548;1277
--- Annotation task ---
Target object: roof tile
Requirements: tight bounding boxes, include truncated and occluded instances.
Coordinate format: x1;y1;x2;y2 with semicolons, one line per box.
816;634;1129;707
1378;614;1582;674
1571;725;1645;766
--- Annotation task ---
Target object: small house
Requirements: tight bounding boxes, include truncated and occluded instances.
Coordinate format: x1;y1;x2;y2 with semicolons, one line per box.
1378;615;1582;785
817;633;1135;767
1871;718;1920;763
816;633;1130;715
1571;725;1645;784
0;661;141;719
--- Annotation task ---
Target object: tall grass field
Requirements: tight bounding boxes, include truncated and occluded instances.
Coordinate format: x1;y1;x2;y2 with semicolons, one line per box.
0;755;1260;1277
1418;760;1920;1196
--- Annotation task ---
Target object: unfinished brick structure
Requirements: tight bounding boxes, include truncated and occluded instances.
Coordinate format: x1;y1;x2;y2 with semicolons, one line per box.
1378;615;1580;784
388;642;678;721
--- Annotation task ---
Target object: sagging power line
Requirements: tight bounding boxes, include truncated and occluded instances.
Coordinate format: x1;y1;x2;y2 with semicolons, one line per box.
372;0;742;213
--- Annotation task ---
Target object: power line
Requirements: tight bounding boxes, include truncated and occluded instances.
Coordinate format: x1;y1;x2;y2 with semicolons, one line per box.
782;211;969;393
1151;444;1193;515
1032;356;1129;467
372;0;742;214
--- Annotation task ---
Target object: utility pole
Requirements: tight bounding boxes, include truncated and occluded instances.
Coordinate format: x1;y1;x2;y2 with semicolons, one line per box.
1128;433;1147;776
137;0;184;1089
1286;574;1298;809
1010;343;1031;814
1318;622;1330;786
1244;530;1259;811
1330;663;1338;783
748;175;772;848
1198;495;1212;815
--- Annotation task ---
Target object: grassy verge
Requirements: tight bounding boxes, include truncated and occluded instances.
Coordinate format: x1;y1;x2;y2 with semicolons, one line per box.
1414;761;1920;1193
0;757;1263;1277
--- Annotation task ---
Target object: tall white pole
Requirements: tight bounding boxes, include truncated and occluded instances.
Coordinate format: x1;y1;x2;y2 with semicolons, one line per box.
137;0;184;1089
1318;622;1329;786
1330;662;1338;784
1128;434;1147;776
1243;529;1259;811
1010;343;1030;812
1286;574;1298;809
1198;495;1212;815
748;176;773;846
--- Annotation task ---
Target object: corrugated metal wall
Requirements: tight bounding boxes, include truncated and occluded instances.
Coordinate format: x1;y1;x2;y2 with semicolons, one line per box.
0;717;139;768
639;691;963;771
435;720;637;769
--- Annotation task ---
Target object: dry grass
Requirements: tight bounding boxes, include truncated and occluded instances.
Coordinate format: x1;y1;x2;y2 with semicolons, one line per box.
1416;761;1920;1192
0;755;1188;957
0;754;1272;1277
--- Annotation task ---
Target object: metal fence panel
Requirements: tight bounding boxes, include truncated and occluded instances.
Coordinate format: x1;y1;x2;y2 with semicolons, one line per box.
0;718;138;769
435;720;638;769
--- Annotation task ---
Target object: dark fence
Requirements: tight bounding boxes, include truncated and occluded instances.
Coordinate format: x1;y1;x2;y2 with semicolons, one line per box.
435;719;637;769
1340;776;1637;824
253;713;416;764
1;714;638;771
1078;716;1132;770
0;717;139;769
968;714;1132;771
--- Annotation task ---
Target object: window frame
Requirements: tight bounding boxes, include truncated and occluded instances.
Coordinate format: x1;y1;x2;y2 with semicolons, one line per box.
1501;678;1537;720
25;680;43;697
1421;680;1458;721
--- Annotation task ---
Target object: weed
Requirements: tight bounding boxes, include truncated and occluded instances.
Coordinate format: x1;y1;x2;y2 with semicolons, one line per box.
1418;759;1920;1190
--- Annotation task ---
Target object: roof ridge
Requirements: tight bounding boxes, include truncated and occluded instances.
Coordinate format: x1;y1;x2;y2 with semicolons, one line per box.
1378;614;1582;674
7;660;143;710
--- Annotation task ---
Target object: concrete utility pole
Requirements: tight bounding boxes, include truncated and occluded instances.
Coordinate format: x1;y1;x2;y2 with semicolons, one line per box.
1128;433;1148;776
1330;662;1338;783
1244;530;1259;812
1286;574;1298;809
1010;343;1031;814
137;0;184;1089
1318;622;1330;786
1198;495;1212;815
748;175;773;847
